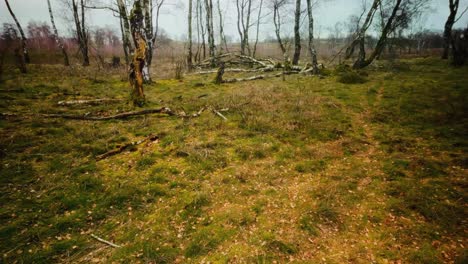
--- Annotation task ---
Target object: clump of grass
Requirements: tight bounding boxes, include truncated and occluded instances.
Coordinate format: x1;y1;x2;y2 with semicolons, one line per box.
266;240;298;255
185;225;231;257
294;159;327;173
299;214;319;236
136;154;157;171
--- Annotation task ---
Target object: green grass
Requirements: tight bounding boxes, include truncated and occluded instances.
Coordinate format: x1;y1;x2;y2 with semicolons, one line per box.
0;58;467;263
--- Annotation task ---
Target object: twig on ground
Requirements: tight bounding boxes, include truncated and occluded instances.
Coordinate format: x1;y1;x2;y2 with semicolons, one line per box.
90;234;122;248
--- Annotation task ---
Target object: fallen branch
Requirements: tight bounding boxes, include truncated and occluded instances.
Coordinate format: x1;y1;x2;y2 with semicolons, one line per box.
43;107;175;121
212;108;228;121
57;98;124;106
90;234;122;248
96;134;159;161
222;71;300;83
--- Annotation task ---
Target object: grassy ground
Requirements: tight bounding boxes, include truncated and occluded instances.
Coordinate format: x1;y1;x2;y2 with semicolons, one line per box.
0;58;467;263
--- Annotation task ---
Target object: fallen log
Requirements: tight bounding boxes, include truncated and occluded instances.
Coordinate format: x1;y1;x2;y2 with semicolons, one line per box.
57;98;124;106
96;134;159;161
222;71;301;83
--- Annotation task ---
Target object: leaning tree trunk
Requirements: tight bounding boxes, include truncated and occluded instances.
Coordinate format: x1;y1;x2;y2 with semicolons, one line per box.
306;0;318;73
345;0;381;60
47;0;69;66
273;4;286;55
129;1;147;106
292;0;302;65
442;0;459;59
188;0;194;70
354;0;402;69
252;0;263;58
4;0;30;63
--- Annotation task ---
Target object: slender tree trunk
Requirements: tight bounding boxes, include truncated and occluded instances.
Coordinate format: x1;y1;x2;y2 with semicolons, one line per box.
47;0;69;66
72;0;89;66
354;0;402;69
252;0;263;58
4;0;30;63
204;0;216;66
188;0;194;70
306;0;318;73
442;0;459;59
245;0;252;55
217;0;228;53
236;0;245;54
195;0;202;62
199;0;207;60
80;0;89;66
273;3;286;54
292;0;301;65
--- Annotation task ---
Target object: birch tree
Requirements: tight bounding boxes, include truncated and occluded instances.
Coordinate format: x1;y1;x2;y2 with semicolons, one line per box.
71;0;90;66
306;0;318;73
47;0;69;66
204;0;216;66
4;0;30;63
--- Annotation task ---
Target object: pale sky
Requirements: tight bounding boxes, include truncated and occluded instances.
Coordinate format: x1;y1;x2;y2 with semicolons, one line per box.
1;0;467;41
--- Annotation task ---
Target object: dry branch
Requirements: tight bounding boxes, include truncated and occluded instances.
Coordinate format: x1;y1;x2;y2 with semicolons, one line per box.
90;234;122;248
96;134;159;161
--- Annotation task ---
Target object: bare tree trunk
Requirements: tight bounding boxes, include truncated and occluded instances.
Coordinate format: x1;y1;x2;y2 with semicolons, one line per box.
306;0;318;73
4;0;30;63
354;0;402;69
129;0;147;106
188;0;194;70
442;0;459;59
72;0;89;66
292;0;301;65
204;0;216;66
273;2;286;54
47;0;69;66
252;0;263;58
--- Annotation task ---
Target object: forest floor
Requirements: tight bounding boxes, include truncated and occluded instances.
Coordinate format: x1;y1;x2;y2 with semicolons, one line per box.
0;58;467;263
